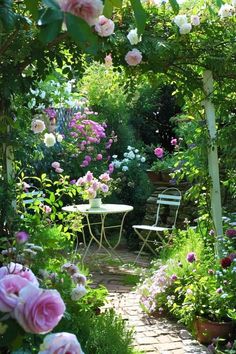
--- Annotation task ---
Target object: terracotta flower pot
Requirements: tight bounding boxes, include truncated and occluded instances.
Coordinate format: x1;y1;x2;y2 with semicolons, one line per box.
146;170;162;184
194;316;235;344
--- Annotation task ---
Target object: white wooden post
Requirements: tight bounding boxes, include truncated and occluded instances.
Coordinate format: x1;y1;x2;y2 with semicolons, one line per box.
203;70;223;257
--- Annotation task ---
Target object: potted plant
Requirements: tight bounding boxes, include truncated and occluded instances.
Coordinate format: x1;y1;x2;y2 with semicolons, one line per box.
76;171;114;208
150;154;178;183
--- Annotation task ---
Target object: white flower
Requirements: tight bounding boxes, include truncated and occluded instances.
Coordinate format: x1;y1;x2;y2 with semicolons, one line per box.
127;151;135;159
31;119;46;134
127;146;133;151
40;90;46;99
219;4;234;18
122;166;129;172
179;23;192;34
123;153;128;157
44;133;56;147
112;155;118;159
173;14;187;28
233;0;236;6
136;154;141;159
134;149;139;153
71;284;87;301
57;134;63;142
141;157;146;162
28;98;36;109
114;160;121;168
191;15;200;26
127;28;142;45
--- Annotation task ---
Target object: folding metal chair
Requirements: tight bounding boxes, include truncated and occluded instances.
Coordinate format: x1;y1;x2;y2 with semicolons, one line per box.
133;187;181;262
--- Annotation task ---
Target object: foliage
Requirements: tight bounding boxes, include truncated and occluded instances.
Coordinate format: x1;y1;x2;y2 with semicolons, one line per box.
139;227;236;331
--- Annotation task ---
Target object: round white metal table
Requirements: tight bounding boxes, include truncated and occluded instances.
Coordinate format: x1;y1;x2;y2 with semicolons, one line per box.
62;204;133;261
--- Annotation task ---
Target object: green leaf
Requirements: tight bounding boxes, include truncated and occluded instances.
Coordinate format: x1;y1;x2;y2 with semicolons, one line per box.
25;0;39;19
38;8;63;25
103;0;113;17
43;0;60;10
169;0;180;14
130;0;146;36
215;0;223;7
65;13;98;54
0;0;15;30
38;19;62;44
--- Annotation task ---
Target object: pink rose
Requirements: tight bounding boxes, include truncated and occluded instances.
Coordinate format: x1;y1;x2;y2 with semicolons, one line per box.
99;172;110;182
51;161;60;169
96;153;103;160
154;147;164;159
15;231;29;244
39;332;84;354
59;0;103;26
87;187;96;199
0;263;39;287
100;184;109;193
95;15;115;37
125;48;142;66
14;283;65;334
0;275;30;312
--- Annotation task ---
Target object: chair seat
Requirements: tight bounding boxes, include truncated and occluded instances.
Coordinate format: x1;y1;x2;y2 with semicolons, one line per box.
133;225;172;232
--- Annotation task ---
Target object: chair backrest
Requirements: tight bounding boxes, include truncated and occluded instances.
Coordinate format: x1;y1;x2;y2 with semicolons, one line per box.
154;188;182;228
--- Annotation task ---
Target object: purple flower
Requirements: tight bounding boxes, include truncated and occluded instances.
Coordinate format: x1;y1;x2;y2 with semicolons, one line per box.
186;252;196;263
70;179;76;185
226;229;236;238
216;287;223;294
171;138;177;146
171;274;178;281
16;231;29;244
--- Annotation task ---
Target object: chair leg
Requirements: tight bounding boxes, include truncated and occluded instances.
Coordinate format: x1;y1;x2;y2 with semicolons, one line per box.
134;229;159;262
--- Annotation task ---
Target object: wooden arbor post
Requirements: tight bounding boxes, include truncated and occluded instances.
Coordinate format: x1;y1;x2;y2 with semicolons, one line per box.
203;70;223;257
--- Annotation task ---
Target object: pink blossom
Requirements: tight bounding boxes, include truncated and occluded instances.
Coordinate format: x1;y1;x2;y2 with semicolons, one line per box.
105;54;113;67
85;171;93;182
125;48;142;66
108;163;114;174
51;162;60;169
171;138;177;146
14;283;65;334
99;172;110;182
39;332;84;354
0;263;39;287
0;275;30;312
16;231;29;244
22;182;31;192
92;181;100;191
59;0;103;26
154;147;164;159
55;167;64;173
95;15;115;37
76;177;85;186
96;153;103;160
87;187;96;199
84;155;92;162
80;160;89;167
43;205;52;214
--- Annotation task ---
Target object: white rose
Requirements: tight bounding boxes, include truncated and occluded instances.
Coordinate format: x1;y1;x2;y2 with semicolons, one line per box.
173;14;187;28
141;157;146;163
57;134;63;142
179;23;192;35
191;15;200;26
219;4;234;18
122;166;129;172
134;149;139;153
95;15;115;37
44;133;56;147
31;119;46;134
71;285;87;301
127;28;142;45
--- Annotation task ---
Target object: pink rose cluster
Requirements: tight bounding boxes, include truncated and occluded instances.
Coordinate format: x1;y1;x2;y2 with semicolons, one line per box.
61;263;87;301
68;110;116;168
76;171;112;199
51;161;64;173
59;0;103;26
0;263;65;334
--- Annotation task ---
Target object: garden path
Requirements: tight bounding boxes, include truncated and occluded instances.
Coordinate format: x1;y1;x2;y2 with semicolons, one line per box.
89;249;210;354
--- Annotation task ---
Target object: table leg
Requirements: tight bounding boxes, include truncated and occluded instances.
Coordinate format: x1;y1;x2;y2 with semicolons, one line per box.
103;212;128;250
82;213;113;261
